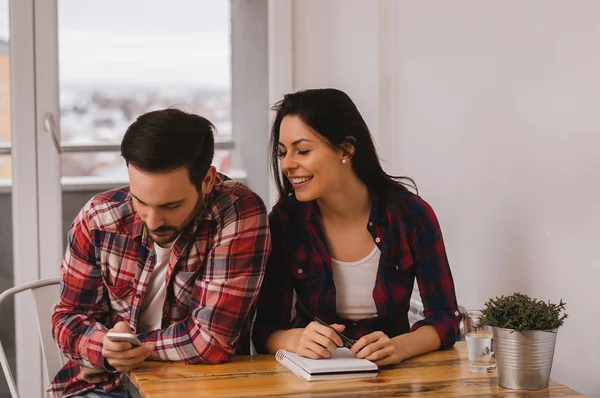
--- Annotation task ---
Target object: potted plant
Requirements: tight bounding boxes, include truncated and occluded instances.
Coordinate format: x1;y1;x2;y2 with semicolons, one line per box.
480;293;567;390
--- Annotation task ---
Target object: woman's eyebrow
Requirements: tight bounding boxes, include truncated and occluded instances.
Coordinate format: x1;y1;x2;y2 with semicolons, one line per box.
279;138;314;147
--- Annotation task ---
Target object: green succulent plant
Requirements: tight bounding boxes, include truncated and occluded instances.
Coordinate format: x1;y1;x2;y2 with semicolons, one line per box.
480;292;567;332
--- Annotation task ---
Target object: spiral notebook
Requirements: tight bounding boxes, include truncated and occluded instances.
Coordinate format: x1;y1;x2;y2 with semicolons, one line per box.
275;348;379;381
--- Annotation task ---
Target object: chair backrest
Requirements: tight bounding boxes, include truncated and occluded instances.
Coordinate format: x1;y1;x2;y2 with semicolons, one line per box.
408;283;466;341
32;279;67;385
0;277;64;398
408;283;426;327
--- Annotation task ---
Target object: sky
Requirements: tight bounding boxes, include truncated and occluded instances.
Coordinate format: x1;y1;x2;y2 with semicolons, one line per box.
0;0;231;88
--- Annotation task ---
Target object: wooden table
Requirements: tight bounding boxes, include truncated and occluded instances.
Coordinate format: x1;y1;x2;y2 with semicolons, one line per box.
127;342;583;397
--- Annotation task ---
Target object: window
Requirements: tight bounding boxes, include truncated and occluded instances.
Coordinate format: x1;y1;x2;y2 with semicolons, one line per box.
58;0;233;179
0;0;270;190
0;0;11;181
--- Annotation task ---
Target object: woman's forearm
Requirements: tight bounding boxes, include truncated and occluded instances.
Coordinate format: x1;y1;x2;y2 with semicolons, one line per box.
391;325;441;361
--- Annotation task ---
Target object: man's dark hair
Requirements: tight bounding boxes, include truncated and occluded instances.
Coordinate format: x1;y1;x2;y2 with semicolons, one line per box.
121;108;215;191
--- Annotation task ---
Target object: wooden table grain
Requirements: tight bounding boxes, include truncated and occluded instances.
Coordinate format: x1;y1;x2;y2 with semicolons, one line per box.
127;342;584;397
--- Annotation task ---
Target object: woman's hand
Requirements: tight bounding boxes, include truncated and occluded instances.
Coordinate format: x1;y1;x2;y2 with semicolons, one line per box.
293;322;346;359
350;331;403;366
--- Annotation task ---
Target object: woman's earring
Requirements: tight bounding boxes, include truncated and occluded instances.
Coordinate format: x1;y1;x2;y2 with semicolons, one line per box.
342;159;348;164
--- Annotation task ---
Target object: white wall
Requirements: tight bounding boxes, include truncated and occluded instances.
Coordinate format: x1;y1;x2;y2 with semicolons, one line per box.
394;2;600;395
278;0;600;395
291;0;399;168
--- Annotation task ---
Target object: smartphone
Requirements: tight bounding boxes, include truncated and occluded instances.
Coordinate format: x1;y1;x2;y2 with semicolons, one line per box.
106;332;142;347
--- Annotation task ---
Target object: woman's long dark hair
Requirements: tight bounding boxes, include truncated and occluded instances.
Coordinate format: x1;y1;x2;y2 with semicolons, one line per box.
269;88;416;204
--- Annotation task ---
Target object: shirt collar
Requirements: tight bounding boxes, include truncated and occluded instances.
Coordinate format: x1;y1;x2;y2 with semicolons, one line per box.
369;191;389;225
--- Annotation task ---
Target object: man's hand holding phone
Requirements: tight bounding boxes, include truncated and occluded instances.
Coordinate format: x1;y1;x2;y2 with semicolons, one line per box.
78;367;110;384
102;321;154;373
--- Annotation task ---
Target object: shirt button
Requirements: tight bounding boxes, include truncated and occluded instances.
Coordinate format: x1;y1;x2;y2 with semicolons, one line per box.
298;268;303;274
375;237;381;243
135;293;141;299
368;221;373;227
454;311;460;316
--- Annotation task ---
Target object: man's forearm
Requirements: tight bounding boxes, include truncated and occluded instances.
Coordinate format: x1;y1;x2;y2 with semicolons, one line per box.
139;317;231;364
53;311;111;369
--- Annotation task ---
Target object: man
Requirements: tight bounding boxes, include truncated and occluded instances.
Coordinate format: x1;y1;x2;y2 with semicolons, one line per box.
48;109;271;398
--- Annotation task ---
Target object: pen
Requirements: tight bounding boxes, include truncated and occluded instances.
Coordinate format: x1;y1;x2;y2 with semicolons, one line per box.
312;316;357;349
294;297;357;349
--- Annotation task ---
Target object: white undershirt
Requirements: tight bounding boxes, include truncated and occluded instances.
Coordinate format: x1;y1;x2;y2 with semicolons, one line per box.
138;242;173;333
331;246;380;321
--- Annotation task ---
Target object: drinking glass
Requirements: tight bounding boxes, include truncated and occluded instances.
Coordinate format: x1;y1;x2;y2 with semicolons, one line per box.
463;310;496;373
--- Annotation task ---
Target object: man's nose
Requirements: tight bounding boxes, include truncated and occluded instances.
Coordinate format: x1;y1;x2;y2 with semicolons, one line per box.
144;208;164;231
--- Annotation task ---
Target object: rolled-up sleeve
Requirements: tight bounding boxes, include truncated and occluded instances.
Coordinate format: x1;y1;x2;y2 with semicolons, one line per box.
409;198;461;349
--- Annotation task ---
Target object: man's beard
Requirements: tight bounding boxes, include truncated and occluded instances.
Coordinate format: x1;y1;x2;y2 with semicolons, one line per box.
146;195;204;246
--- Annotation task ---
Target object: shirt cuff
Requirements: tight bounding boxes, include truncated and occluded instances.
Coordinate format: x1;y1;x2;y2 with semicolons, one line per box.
85;329;117;372
410;310;461;349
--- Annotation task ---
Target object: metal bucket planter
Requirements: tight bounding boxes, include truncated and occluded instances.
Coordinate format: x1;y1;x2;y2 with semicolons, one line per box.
492;327;558;390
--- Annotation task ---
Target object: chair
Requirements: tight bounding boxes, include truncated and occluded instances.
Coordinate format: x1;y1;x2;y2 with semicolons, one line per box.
0;277;65;398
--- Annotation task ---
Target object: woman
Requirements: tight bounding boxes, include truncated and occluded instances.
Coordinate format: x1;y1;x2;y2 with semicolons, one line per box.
253;88;460;365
